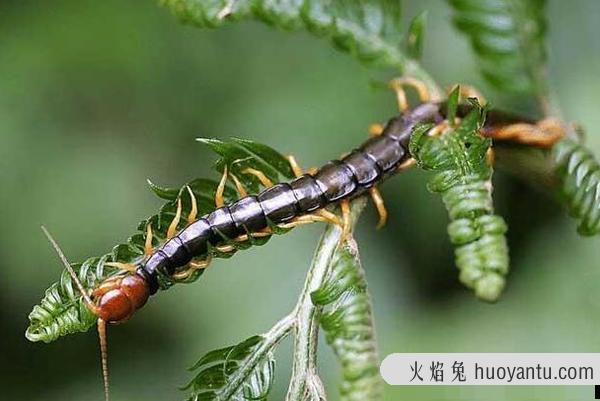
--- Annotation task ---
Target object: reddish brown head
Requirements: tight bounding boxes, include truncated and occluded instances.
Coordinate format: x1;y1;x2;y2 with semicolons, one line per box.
92;273;150;324
42;226;153;401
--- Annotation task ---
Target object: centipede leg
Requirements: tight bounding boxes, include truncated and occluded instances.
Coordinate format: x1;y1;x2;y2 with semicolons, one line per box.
104;262;137;273
315;208;342;226
389;77;432;112
215;166;228;208
231;229;273;244
398;158;416;171
186;186;198;223
536;119;566;146
91;278;122;298
166;198;182;240
229;173;248;198
172;256;212;280
428;121;450;137
277;214;332;229
369;187;388;229
340;199;351;240
242;168;274;188
483;119;566;148
215;244;237;253
287;155;304;178
144;224;154;256
368;123;384;137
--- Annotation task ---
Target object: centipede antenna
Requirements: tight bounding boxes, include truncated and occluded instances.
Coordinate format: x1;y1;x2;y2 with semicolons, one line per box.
97;318;110;401
41;226;96;310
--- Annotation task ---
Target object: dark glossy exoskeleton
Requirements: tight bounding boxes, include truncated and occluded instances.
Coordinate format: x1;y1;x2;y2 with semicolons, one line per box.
139;103;444;293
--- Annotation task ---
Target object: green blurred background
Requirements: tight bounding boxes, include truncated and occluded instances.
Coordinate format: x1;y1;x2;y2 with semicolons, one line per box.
2;0;600;400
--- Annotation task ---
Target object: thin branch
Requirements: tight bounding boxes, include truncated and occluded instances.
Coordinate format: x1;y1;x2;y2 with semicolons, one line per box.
286;198;368;401
217;313;295;400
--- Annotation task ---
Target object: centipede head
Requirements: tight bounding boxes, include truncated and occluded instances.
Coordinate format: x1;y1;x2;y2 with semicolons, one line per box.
92;273;150;324
42;226;150;401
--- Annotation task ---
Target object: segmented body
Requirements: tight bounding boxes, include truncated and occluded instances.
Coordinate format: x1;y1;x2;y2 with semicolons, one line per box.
138;103;443;293
28;101;533;342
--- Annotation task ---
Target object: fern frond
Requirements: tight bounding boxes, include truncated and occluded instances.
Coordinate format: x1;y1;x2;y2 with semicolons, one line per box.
553;138;600;236
448;0;548;96
162;0;404;66
160;0;441;94
311;240;381;401
410;103;510;302
183;334;279;401
26;138;294;343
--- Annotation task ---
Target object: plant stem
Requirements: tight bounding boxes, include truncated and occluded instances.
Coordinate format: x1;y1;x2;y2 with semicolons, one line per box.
286;198;367;401
219;313;295;400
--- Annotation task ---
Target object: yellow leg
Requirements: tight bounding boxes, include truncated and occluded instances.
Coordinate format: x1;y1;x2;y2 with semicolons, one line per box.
287;155;304;178
186;186;198;223
287;154;319;177
243;168;274;188
215;244;236;253
389;77;432;112
369;123;384;136
369;187;388;229
340;200;351;240
166;198;182;240
483;119;565;148
215;166;228;208
398;158;416;171
315;208;342;226
232;229;273;243
428;121;450;137
277;214;332;229
172;256;212;280
144;224;154;256
230;173;248;198
104;262;138;273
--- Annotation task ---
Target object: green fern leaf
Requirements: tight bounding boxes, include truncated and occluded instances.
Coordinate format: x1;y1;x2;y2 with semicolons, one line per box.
162;0;423;72
410;103;510;302
311;240;382;401
406;11;427;60
183;335;276;401
553;138;600;236
448;0;548;96
26;139;295;343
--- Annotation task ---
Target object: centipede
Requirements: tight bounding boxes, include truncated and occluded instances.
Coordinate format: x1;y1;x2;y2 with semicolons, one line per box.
28;80;568;400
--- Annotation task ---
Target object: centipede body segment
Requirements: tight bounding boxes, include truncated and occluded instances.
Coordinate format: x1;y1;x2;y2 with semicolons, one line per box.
138;103;442;294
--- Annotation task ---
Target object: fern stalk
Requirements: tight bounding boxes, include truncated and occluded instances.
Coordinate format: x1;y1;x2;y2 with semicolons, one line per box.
287;197;369;401
160;0;442;98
